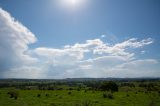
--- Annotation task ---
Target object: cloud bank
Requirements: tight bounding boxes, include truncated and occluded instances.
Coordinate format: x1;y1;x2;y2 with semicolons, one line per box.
0;8;159;78
0;8;38;78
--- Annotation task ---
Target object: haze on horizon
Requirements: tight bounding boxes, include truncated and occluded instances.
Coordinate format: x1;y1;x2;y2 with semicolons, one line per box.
0;0;160;79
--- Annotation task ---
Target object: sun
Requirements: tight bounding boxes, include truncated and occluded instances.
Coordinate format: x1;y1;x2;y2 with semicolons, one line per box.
62;0;83;7
70;0;79;5
58;0;87;11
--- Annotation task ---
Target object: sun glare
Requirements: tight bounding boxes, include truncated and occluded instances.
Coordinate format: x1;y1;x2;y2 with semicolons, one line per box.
67;0;80;5
61;0;84;8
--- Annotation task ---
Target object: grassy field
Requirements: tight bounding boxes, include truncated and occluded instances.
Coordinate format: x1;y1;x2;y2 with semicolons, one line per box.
0;88;160;106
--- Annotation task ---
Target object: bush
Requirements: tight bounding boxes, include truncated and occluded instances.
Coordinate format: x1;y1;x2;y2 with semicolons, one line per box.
94;101;99;103
84;90;87;93
100;81;118;92
145;91;148;94
77;88;81;91
7;90;19;100
46;94;49;97
103;92;114;99
68;88;74;90
103;93;107;98
37;94;41;97
68;92;72;95
107;93;114;99
57;88;63;90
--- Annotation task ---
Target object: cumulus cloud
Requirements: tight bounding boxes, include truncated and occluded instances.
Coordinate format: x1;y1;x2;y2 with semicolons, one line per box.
0;8;37;77
0;8;159;78
31;38;155;78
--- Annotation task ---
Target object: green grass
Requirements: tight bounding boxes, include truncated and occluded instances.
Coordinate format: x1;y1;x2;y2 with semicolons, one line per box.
0;89;160;106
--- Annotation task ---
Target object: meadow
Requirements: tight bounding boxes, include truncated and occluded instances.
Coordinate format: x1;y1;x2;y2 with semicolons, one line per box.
0;78;160;106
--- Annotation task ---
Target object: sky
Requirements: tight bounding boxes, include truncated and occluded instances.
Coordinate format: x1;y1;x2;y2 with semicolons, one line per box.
0;0;160;79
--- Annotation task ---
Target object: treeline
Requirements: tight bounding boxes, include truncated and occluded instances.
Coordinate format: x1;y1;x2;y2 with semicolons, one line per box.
0;79;160;91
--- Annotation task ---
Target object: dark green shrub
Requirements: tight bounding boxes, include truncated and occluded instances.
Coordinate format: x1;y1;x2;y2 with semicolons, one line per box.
7;90;19;100
77;88;81;91
103;92;114;99
68;92;72;95
103;93;107;98
46;94;49;97
37;94;41;97
57;88;63;90
100;81;118;92
94;101;99;103
107;93;114;99
145;91;148;94
68;88;73;90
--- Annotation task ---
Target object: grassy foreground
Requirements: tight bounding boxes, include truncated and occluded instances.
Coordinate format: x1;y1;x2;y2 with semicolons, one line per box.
0;89;160;106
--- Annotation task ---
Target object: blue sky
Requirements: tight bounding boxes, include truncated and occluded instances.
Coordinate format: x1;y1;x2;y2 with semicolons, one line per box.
0;0;160;78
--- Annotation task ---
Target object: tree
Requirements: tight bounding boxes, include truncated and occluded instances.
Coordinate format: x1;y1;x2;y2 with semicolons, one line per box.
100;81;118;92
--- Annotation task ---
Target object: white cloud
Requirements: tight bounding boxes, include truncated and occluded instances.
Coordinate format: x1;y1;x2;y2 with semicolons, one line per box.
31;38;156;78
93;38;153;60
0;8;37;77
34;47;85;61
0;8;159;78
114;38;153;49
32;39;105;65
30;37;155;78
